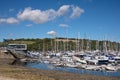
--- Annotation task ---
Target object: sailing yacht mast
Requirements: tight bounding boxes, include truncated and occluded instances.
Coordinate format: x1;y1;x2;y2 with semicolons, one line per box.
88;37;91;52
103;36;107;53
81;38;84;51
75;32;80;53
96;40;99;50
78;32;80;52
43;39;45;53
66;29;68;52
54;33;57;53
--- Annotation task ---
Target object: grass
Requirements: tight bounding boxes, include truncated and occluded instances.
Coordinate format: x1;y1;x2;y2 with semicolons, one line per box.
7;41;35;45
0;64;54;80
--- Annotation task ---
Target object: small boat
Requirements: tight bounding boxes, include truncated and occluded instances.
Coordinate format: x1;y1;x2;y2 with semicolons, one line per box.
85;65;100;70
72;56;87;64
65;63;77;68
105;65;117;71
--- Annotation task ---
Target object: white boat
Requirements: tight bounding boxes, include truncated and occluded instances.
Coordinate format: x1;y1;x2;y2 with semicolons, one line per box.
65;63;77;68
86;60;98;65
72;56;87;64
105;65;117;71
85;65;100;70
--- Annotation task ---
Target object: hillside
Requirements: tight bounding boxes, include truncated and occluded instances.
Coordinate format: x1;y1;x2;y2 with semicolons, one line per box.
0;38;120;51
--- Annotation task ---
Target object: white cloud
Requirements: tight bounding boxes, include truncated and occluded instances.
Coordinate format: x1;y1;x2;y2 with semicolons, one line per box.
0;17;19;24
17;7;49;24
17;5;84;24
57;5;70;16
59;24;69;27
7;18;19;24
0;5;84;25
26;24;33;27
70;6;84;18
45;9;57;20
47;31;56;36
0;19;5;23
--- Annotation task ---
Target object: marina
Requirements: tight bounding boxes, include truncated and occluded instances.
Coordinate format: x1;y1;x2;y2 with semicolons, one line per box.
0;0;120;80
1;43;120;77
0;58;119;80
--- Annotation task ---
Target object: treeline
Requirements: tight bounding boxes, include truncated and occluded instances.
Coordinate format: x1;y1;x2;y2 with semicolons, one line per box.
1;38;120;52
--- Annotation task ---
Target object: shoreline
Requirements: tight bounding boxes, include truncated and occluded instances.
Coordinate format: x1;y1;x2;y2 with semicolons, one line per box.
0;58;120;80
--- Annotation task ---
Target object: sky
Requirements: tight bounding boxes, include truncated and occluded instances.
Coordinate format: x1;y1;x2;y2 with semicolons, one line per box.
0;0;120;42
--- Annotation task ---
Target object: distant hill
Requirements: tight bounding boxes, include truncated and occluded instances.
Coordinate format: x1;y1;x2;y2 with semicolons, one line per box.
0;38;120;52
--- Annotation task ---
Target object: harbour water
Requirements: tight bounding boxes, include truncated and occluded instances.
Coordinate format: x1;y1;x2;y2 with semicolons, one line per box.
25;62;120;77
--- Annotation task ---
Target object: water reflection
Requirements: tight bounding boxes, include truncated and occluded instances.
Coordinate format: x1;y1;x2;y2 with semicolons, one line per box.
25;62;120;77
10;59;27;66
7;60;120;77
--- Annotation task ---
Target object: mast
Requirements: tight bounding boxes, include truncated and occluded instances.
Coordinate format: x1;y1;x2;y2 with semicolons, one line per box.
88;37;91;51
103;36;107;53
76;36;78;52
86;38;89;51
66;28;68;51
81;38;84;51
96;40;99;50
51;38;53;51
78;32;80;52
54;34;57;53
63;41;65;52
76;32;80;52
42;39;45;53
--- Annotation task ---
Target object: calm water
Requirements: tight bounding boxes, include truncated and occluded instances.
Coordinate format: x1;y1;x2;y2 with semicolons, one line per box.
25;62;120;77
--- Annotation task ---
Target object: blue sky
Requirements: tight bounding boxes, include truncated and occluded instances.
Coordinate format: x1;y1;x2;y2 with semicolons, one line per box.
0;0;120;42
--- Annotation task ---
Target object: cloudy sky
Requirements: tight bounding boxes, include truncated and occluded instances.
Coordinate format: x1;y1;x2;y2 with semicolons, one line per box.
0;0;120;42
